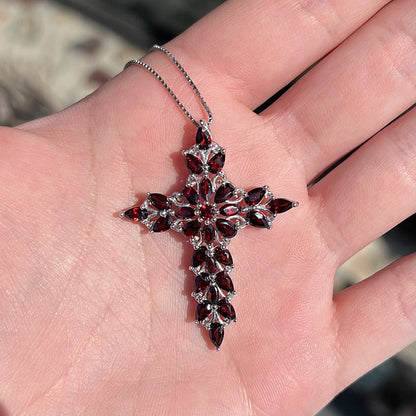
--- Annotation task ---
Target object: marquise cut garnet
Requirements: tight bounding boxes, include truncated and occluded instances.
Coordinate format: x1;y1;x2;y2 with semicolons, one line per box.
206;285;219;302
120;120;300;350
216;219;237;238
214;183;235;204
185;153;203;174
149;193;170;210
202;223;215;244
152;215;172;232
200;177;212;201
205;256;217;274
176;207;195;218
246;211;269;228
182;187;199;205
192;246;208;267
214;247;233;266
267;198;294;214
208;151;225;174
209;322;224;349
183;220;201;237
245;187;266;206
196;127;211;150
123;207;148;222
220;204;239;216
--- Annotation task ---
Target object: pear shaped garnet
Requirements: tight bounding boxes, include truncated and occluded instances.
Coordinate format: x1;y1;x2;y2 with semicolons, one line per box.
217;299;236;321
119;121;299;350
194;274;210;295
196;302;212;322
208;151;225;173
215;271;234;293
216;219;237;238
245;187;266;206
209;322;224;349
214;183;235;204
149;193;170;210
123;207;148;222
185;153;203;174
267;198;295;214
246;211;269;228
214;247;233;266
192;246;208;267
182;186;199;205
183;220;201;237
196;127;211;149
152;215;172;232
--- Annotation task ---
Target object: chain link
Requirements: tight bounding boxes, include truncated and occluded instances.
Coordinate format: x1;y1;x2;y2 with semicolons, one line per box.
124;45;213;129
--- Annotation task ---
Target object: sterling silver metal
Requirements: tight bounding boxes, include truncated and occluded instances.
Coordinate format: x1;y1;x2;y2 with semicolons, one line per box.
125;45;213;129
121;46;299;350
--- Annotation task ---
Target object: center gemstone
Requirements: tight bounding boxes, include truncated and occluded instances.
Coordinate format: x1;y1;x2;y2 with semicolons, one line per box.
200;204;214;221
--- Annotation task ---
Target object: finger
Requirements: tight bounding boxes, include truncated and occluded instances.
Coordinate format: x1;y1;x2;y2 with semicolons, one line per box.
310;108;416;264
333;254;416;393
261;0;415;183
166;0;390;109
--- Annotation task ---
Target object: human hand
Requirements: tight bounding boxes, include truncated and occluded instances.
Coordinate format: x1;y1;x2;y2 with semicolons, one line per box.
0;0;415;414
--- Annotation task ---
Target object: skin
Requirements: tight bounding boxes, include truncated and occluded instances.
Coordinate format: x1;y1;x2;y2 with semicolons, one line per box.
0;0;415;414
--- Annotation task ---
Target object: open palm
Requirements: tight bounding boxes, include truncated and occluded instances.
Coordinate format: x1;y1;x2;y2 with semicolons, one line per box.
1;0;415;414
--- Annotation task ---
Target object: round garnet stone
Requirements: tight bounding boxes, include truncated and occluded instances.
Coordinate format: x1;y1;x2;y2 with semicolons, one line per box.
200;204;214;221
183;219;201;237
152;215;172;232
185;153;203;174
246;211;269;228
149;193;170;210
209;322;224;349
214;183;235;204
196;127;211;150
208;151;225;173
123;207;148;222
245;187;266;206
267;198;294;214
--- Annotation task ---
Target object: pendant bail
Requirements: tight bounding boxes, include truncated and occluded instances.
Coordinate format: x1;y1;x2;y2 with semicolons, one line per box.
200;119;212;137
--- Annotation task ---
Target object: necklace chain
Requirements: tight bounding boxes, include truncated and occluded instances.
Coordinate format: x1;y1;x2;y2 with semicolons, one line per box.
124;45;213;129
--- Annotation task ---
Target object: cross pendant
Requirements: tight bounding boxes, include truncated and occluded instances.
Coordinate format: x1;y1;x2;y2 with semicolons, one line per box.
120;122;298;350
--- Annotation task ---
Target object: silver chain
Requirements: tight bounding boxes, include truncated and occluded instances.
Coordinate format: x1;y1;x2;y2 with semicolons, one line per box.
124;44;213;129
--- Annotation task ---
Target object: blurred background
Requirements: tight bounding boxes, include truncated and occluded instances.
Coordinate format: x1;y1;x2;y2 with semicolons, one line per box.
0;0;414;414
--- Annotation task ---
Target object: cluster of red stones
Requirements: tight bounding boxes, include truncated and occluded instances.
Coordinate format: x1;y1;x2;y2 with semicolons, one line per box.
120;126;298;350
